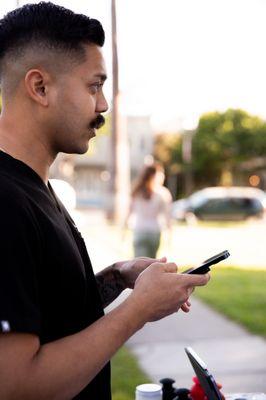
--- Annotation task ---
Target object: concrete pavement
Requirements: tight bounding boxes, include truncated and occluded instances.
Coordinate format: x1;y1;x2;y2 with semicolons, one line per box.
74;209;266;394
125;294;266;393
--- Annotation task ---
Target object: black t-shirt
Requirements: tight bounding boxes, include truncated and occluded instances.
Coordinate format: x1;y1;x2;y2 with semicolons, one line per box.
0;151;111;399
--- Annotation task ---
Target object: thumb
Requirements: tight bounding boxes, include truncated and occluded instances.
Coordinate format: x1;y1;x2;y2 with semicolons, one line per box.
184;273;210;287
149;261;177;273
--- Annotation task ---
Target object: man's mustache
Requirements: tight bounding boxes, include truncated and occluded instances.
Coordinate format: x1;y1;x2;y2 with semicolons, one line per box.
90;115;105;130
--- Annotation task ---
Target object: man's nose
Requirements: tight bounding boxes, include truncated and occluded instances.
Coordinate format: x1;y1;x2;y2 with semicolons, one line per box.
96;93;109;114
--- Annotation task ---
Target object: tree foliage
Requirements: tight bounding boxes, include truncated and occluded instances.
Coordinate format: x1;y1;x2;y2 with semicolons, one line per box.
154;109;266;189
192;109;266;185
154;132;183;172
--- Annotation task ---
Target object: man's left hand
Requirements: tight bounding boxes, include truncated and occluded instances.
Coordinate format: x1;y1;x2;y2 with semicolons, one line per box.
114;256;167;289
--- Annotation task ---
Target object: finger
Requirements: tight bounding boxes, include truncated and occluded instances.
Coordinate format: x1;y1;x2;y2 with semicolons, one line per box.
183;273;210;287
163;262;178;273
182;300;191;308
157;256;167;263
145;256;167;263
138;256;167;264
149;261;177;274
181;303;191;313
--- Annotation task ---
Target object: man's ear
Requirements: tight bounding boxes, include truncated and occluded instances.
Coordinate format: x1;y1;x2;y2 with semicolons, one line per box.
24;69;51;106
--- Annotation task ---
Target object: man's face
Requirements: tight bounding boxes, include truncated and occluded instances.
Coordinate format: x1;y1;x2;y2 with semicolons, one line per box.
48;44;108;154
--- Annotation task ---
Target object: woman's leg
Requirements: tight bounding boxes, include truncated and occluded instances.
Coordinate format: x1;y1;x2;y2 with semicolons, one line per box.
147;232;161;258
133;231;161;258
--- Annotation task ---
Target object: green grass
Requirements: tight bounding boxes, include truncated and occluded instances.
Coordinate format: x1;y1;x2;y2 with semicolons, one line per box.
111;346;150;400
195;267;266;336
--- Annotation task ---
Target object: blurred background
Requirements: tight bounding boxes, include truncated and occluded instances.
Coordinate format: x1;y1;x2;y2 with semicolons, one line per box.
1;0;265;265
2;0;266;221
1;1;266;397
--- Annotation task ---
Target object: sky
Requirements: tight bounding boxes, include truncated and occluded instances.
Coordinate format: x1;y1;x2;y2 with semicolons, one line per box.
1;0;266;132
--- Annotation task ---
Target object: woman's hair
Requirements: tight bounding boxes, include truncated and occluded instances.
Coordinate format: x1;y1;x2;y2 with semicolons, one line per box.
132;162;164;200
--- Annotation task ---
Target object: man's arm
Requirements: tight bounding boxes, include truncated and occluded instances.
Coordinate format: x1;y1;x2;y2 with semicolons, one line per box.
0;295;143;400
0;263;209;400
95;263;126;308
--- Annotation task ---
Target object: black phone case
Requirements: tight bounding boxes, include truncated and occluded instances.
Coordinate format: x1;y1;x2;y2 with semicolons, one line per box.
183;250;230;275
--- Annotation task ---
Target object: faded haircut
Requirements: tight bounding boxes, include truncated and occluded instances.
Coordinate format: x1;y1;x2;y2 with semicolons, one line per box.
0;2;105;92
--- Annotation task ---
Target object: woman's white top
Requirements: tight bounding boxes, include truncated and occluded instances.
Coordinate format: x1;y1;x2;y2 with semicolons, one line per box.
131;186;172;233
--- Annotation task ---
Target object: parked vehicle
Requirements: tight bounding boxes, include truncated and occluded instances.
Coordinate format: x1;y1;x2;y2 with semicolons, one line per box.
172;187;265;222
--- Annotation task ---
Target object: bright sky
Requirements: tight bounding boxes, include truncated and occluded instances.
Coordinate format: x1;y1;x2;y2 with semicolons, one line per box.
1;0;266;131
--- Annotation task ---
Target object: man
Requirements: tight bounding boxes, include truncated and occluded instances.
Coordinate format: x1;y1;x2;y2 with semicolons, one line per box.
0;3;209;399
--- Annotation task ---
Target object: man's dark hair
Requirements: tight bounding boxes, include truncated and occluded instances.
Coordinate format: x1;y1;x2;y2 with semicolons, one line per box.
0;2;105;80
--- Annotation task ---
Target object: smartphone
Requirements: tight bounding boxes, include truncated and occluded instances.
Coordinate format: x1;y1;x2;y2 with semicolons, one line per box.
182;250;230;275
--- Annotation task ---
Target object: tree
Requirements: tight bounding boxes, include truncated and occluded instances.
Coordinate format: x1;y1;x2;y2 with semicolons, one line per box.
154;109;266;194
192;109;266;186
154;132;184;198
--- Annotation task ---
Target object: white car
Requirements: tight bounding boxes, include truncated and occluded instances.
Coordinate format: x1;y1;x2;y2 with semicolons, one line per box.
172;187;265;222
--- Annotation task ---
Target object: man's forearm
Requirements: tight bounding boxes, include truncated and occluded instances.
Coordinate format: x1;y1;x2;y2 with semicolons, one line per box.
2;297;144;400
96;263;126;308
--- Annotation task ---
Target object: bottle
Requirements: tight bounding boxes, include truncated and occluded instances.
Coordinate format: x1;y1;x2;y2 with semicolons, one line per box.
135;383;163;400
160;378;177;400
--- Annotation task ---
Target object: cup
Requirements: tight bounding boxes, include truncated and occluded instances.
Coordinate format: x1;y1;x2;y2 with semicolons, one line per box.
135;383;162;400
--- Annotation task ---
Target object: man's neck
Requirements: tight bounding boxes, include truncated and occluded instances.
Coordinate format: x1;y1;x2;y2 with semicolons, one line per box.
0;119;56;184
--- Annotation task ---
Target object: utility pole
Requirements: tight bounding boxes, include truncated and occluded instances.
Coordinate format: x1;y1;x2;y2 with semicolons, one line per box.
110;0;119;219
181;117;198;196
108;0;130;223
182;129;194;196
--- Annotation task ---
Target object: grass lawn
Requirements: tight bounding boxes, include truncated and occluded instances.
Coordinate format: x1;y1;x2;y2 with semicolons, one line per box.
195;267;266;337
111;346;150;400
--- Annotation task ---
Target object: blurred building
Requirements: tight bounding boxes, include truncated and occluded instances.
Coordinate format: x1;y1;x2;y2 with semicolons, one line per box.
51;115;153;208
127;115;154;179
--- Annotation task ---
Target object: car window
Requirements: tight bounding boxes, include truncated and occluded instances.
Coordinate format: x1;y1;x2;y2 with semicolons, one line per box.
230;197;262;212
196;198;229;214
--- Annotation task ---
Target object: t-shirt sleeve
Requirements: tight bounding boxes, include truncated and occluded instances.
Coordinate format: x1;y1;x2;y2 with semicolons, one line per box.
0;192;42;335
157;187;172;229
159;187;172;211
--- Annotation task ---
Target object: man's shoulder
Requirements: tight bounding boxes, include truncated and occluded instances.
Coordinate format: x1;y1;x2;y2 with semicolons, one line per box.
0;173;42;234
0;172;30;207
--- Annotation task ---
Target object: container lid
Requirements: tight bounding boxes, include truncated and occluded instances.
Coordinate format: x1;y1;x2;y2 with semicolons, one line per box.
136;383;162;395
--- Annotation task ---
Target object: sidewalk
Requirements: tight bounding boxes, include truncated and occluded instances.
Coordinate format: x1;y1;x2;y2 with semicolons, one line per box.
74;209;266;394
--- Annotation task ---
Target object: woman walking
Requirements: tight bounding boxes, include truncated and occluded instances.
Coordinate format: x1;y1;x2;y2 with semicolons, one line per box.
126;163;173;258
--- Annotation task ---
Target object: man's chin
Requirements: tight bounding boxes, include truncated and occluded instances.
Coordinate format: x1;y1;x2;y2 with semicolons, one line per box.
78;142;91;154
73;131;96;154
58;132;96;155
88;127;96;138
64;142;90;155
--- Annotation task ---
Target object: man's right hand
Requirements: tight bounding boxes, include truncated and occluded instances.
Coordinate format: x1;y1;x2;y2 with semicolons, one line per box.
0;261;209;400
127;261;210;324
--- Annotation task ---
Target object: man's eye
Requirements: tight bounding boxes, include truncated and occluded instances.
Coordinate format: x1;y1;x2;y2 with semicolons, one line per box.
90;83;103;93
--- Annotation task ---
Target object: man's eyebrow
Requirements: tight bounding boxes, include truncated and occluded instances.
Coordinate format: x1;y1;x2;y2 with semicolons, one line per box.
93;73;107;81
